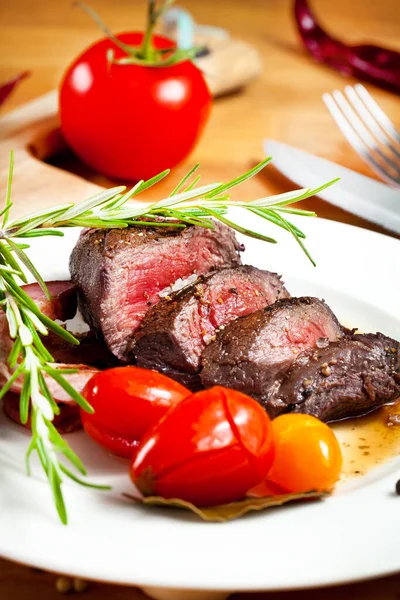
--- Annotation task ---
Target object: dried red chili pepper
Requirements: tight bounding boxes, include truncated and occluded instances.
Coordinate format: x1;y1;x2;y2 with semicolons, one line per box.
294;0;400;94
0;71;29;107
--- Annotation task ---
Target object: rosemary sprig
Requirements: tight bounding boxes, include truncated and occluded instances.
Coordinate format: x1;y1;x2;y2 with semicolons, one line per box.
0;151;338;523
4;156;338;266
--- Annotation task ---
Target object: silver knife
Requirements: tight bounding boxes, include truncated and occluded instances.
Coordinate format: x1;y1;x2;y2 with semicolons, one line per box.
264;139;400;235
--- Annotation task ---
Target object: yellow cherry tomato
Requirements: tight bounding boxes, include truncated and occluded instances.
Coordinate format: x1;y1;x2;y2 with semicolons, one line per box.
267;414;343;493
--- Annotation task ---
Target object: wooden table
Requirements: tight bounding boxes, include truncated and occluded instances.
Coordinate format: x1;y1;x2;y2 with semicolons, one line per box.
0;0;399;598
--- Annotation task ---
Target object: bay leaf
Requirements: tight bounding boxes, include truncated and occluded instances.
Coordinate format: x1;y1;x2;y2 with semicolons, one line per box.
124;490;327;522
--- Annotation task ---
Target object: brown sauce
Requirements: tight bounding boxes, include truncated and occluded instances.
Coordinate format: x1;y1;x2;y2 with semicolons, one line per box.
333;402;400;482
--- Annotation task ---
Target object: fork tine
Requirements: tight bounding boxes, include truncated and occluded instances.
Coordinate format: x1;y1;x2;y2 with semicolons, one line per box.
332;90;399;172
345;86;400;162
354;84;400;145
323;92;400;187
322;92;400;187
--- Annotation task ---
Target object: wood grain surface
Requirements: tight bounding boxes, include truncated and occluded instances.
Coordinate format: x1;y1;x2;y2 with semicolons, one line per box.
0;0;400;598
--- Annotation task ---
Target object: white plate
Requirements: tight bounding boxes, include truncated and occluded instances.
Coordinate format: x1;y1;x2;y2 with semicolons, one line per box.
1;215;400;596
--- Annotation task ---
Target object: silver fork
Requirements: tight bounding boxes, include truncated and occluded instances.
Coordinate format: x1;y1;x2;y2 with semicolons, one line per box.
323;84;400;188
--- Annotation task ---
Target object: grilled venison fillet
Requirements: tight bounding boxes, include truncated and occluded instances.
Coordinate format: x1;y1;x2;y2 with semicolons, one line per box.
133;266;290;388
270;332;400;421
69;222;243;361
201;297;343;416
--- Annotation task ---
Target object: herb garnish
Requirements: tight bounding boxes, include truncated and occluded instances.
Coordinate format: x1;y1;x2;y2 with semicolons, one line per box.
0;151;337;522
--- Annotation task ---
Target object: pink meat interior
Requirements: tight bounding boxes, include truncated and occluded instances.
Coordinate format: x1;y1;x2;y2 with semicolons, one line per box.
101;235;239;357
177;271;286;369
259;306;341;368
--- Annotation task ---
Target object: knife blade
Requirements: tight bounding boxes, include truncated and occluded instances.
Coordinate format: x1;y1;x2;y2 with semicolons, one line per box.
264;139;400;235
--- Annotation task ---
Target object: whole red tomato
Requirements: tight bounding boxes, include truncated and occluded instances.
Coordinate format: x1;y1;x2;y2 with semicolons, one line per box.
131;386;275;506
81;366;191;458
59;33;212;181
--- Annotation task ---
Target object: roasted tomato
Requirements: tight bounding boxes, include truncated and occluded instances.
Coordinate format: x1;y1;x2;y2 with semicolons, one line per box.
267;414;343;492
131;386;274;506
81;366;190;458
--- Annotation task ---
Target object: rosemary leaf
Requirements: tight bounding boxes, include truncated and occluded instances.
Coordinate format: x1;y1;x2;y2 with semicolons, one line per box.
5;238;50;299
47;422;87;475
133;169;170;193
21;306;49;337
156;209;214;228
249;188;310;207
38;371;60;415
200;207;278;244
2;150;14;228
126;220;186;228
273;207;317;217
25;437;35;476
273;179;339;208
205;158;272;198
0;264;26;276
0;362;24;401
271;209;316;266
24;319;53;361
169;163;200;197
0;242;27;282
57;186;126;222
29;311;79;345
18;229;65;238
137;182;221;213
8;338;22;368
6;203;74;231
59;463;112;490
101;180;144;211
184;174;201;192
6;303;18;338
248;207;307;239
68;219;129;229
42;366;94;413
19;372;31;424
34;434;50;474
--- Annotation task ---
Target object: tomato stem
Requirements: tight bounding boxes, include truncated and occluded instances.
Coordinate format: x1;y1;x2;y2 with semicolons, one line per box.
139;0;175;61
139;0;157;60
77;0;202;67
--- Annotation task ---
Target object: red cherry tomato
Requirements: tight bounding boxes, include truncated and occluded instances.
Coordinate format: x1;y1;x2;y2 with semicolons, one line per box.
131;386;275;506
267;414;343;493
60;33;212;181
81;366;190;458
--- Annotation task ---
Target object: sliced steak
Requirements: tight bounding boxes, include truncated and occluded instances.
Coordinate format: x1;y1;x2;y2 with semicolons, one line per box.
201;297;343;414
0;280;79;384
0;282;97;432
3;363;97;433
69;222;243;361
133;266;290;387
46;331;120;369
9;362;98;404
21;281;77;322
270;333;400;422
3;392;82;433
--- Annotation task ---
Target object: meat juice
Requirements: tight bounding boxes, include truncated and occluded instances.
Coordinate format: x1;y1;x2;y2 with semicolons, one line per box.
333;403;400;481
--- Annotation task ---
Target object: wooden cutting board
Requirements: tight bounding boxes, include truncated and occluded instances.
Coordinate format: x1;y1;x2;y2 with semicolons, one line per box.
0;91;102;219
